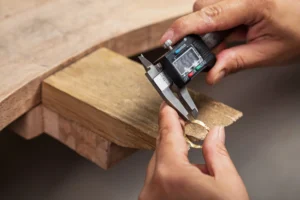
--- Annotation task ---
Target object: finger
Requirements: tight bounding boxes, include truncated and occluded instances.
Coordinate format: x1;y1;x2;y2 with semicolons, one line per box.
212;27;247;54
206;40;282;85
156;103;189;165
193;0;222;11
225;26;247;43
202;127;239;180
164;98;186;128
161;0;259;44
193;164;210;175
212;42;227;54
144;152;156;185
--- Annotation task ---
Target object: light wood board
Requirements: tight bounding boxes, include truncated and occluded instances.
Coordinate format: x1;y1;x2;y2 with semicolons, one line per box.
0;0;52;21
43;48;243;149
0;0;195;130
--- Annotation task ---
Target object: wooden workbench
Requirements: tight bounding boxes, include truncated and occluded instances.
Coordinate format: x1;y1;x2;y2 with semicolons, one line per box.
0;0;194;169
0;0;195;130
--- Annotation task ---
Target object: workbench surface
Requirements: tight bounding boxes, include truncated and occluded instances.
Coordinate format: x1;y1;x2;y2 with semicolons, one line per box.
0;0;194;130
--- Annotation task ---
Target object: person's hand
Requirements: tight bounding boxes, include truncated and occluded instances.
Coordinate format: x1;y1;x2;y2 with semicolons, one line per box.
139;103;249;200
161;0;300;85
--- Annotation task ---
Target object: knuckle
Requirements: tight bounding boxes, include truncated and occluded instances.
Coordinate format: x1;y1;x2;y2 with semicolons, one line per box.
138;190;147;200
159;125;170;137
156;165;169;179
193;1;201;11
155;165;171;184
172;17;188;32
154;164;181;189
261;0;275;18
216;143;229;158
158;126;174;146
225;50;246;74
233;53;246;73
203;142;229;158
200;4;223;19
245;0;274;24
198;5;223;30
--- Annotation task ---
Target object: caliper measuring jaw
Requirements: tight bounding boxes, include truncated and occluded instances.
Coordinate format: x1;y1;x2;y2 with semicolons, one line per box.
139;55;198;122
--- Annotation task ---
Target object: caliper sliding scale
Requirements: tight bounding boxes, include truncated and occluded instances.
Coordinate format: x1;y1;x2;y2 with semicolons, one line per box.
139;32;228;122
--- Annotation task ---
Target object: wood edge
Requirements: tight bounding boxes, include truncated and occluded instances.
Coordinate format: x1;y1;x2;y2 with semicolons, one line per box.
105;143;138;169
8;104;44;139
0;15;179;131
7;102;138;169
0;77;41;131
43;106;137;169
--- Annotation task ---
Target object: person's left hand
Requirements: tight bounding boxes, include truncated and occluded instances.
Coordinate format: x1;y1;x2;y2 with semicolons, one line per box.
139;103;249;200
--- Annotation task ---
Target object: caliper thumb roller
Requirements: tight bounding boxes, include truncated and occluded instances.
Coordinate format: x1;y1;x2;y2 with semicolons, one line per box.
139;31;230;122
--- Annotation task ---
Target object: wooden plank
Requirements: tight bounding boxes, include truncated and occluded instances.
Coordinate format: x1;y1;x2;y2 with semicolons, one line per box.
0;0;52;21
0;0;195;130
8;103;136;169
9;105;43;139
43;107;137;169
42;48;242;149
43;107;136;169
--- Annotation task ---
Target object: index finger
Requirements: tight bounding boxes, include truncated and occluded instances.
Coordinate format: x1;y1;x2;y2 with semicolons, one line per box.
161;0;257;44
193;0;222;11
156;103;189;165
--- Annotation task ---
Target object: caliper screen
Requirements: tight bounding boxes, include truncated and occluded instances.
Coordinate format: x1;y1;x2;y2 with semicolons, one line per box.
173;48;203;76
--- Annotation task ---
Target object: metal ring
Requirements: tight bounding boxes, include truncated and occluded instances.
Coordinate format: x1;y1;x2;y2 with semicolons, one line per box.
184;120;210;149
184;134;202;149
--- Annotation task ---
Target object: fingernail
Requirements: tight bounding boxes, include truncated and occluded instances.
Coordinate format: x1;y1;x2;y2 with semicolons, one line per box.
161;29;174;44
213;70;226;84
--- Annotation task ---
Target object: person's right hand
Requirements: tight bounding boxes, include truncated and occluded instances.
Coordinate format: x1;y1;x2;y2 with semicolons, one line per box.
161;0;300;85
139;103;249;200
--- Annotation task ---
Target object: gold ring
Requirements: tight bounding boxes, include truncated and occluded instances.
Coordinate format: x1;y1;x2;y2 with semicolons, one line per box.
184;120;210;149
184;134;202;149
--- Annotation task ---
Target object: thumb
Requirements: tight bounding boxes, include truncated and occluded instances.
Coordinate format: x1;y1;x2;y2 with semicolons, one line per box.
202;127;239;179
206;40;282;85
156;103;189;165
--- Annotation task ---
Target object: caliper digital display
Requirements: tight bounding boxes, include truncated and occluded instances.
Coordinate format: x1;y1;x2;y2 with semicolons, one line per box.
172;47;203;76
157;35;216;88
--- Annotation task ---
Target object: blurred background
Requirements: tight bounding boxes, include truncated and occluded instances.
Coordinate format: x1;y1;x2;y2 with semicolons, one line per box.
1;48;300;200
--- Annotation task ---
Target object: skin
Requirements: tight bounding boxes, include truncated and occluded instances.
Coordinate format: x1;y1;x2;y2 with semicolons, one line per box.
161;0;300;85
139;104;249;200
140;0;300;199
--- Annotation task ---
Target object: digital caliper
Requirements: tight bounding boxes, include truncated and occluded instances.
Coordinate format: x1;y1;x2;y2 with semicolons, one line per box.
139;31;229;121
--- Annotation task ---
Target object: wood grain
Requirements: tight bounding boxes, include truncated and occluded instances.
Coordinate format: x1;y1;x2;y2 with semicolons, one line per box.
42;48;242;150
0;0;194;130
44;107;137;169
0;0;52;21
9;105;43;139
8;103;136;169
